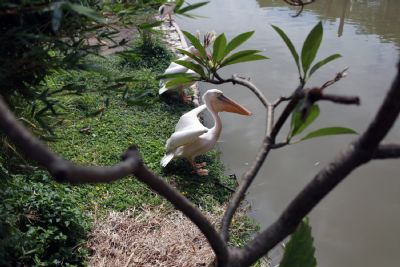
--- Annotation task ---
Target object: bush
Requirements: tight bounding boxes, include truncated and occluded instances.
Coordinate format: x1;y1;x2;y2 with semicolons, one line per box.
119;38;173;73
0;171;90;266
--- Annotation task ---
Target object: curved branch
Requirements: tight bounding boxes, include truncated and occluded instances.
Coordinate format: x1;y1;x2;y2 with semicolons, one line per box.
0;96;142;183
132;165;229;265
0;95;229;264
237;60;400;267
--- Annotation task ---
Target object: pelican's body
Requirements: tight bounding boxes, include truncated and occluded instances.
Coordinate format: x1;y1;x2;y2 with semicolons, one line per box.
161;89;252;175
159;46;200;102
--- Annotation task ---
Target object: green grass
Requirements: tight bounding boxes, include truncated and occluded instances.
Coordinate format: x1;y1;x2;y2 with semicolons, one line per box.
0;39;257;265
45;51;238;215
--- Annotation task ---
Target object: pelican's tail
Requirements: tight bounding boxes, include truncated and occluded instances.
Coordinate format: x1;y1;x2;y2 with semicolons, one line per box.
161;153;174;167
159;85;168;95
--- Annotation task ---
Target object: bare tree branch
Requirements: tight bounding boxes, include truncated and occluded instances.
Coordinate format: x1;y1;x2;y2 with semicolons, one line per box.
0;95;229;265
316;94;360;105
132;164;229;265
237;60;400;267
220;136;273;242
373;144;400;159
272;96;291;107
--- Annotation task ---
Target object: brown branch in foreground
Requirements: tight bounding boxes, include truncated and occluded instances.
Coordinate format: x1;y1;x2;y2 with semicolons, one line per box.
0;96;141;184
220;82;305;243
373;144;400;159
132;165;229;265
236;60;400;267
0;96;229;265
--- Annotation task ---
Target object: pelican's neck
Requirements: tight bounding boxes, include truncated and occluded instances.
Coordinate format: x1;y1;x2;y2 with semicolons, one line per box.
208;104;222;139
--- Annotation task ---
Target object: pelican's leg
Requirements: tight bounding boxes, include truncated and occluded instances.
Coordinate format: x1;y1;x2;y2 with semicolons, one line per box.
195;162;207;168
191;161;209;176
179;86;192;103
169;14;173;27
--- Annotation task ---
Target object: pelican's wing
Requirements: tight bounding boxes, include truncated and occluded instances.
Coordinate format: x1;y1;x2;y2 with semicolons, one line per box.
175;105;206;131
166;127;207;151
166;105;208;151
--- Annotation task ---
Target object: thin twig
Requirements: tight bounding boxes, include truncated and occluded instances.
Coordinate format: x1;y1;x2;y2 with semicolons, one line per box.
372;143;400;159
320;67;349;91
272;96;291;108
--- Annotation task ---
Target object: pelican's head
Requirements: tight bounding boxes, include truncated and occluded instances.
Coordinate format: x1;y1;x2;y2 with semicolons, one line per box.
203;89;252;116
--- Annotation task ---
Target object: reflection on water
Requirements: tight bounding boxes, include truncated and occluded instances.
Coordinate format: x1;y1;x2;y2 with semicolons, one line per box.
176;0;400;266
257;0;400;46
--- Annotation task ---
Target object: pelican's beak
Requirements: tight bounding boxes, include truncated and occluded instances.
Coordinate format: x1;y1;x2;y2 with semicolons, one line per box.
217;94;252;116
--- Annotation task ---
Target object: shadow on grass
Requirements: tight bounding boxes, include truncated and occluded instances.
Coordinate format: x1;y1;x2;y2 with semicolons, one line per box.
161;154;237;211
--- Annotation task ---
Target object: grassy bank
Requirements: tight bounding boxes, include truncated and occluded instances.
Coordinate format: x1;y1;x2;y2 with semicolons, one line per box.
1;38;256;266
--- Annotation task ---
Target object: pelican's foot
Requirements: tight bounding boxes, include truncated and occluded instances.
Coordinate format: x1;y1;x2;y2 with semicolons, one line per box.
196;168;209;176
181;95;193;103
195;162;207;168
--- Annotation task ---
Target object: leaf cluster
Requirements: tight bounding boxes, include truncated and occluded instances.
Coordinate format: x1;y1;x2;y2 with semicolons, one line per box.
272;22;341;83
162;30;268;86
288;103;356;143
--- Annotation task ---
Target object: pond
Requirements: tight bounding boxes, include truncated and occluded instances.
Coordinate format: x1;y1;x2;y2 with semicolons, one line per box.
177;0;400;266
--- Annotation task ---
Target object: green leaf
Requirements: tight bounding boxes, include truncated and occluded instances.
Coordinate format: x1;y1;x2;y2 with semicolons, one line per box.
221;50;266;66
290;104;320;138
174;60;205;77
212;34;227;63
309;54;341;78
175;0;185;10
175;1;209;14
165;77;198;88
222;54;268;66
300;127;357;141
225;31;255;56
157;72;197;80
177;48;205;65
271;25;300;76
137;21;163;30
301;21;323;78
64;3;105;23
182;31;208;59
280;218;317;267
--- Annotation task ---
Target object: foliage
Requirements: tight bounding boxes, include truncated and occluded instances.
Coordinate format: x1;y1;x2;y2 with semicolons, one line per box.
287;101;357;143
272;22;341;83
160;30;268;86
174;0;210;18
279;218;317;267
0;0;115;136
0;0;107;103
270;22;357;143
0;171;90;266
119;38;173;73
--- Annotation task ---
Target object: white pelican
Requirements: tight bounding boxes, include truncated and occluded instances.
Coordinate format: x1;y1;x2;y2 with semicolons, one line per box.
161;89;252;176
159;46;200;102
159;1;176;26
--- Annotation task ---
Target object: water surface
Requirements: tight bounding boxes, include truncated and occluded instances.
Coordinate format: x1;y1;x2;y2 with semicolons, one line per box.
177;1;400;266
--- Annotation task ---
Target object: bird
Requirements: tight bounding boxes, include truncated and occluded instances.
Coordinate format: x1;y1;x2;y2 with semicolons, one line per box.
160;89;252;176
159;1;176;27
159;46;201;102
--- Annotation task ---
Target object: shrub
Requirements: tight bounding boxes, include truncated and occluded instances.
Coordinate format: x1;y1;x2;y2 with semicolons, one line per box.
0;171;90;266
